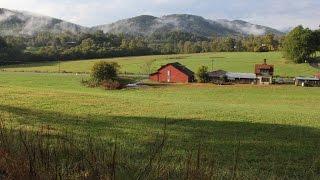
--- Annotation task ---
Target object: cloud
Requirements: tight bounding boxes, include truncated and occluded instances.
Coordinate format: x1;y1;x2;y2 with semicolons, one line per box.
0;0;318;29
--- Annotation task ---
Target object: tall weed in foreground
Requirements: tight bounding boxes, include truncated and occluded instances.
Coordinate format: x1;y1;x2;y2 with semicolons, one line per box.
0;117;319;179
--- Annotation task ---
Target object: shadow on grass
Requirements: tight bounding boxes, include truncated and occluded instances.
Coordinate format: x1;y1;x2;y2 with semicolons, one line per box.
140;83;174;88
1;61;59;69
1;104;320;178
309;62;320;70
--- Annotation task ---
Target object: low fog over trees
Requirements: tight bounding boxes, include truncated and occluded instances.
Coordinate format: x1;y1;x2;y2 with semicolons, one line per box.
0;30;285;64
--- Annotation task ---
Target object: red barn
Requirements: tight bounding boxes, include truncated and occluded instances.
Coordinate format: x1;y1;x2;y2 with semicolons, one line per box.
149;62;195;83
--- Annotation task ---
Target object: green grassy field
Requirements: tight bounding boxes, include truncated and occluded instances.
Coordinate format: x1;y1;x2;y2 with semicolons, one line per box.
2;52;319;77
1;70;320;178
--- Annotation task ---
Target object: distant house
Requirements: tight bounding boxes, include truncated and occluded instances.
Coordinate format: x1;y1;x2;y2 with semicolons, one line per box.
149;62;195;83
255;59;274;85
208;70;256;84
315;73;320;79
295;77;320;87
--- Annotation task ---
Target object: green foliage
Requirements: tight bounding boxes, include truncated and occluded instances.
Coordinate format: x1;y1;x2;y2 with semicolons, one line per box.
196;65;209;83
91;61;120;83
0;36;24;64
222;37;236;52
100;79;121;90
0;36;8;49
254;45;269;52
314;29;320;51
282;26;317;63
1;72;320;178
4;52;319;77
0;37;9;60
0;31;285;64
264;34;279;51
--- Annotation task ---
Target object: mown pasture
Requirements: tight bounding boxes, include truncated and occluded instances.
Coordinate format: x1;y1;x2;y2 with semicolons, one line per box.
2;52;319;77
1;70;320;178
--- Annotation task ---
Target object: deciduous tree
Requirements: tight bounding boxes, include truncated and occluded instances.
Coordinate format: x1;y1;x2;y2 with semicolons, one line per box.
283;26;316;63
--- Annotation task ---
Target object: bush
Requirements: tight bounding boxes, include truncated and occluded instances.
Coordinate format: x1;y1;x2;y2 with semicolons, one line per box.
91;61;120;83
81;78;99;88
196;66;209;83
83;62;123;90
101;79;121;90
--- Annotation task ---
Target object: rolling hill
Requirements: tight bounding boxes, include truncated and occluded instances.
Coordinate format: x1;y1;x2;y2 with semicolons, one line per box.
93;14;284;37
0;8;89;36
0;8;284;37
3;52;318;77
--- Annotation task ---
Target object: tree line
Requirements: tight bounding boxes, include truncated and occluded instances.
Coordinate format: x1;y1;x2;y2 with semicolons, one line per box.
0;30;285;64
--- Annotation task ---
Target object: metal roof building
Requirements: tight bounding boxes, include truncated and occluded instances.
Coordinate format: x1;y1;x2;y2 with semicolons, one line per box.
294;77;320;87
226;72;256;80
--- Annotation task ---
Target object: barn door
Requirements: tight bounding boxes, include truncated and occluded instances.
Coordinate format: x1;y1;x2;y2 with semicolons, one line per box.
167;70;171;82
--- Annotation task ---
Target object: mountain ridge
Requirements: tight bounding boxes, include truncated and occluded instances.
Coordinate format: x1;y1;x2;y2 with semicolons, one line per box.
94;14;284;37
0;8;284;37
0;8;90;36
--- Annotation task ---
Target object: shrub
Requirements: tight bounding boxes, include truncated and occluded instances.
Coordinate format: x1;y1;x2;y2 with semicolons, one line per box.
101;79;121;90
82;62;124;90
196;66;209;83
81;78;99;88
91;61;120;83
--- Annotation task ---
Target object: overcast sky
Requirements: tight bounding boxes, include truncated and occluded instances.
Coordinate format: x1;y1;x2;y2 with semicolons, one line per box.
0;0;319;30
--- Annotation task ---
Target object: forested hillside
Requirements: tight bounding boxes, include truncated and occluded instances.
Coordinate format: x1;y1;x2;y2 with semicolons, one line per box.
0;8;289;64
0;8;89;36
94;14;283;37
0;8;283;37
0;30;284;64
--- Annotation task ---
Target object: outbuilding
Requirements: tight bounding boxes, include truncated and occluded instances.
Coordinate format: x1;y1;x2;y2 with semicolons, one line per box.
226;72;257;84
295;77;320;87
255;59;274;85
208;70;256;84
149;62;195;83
208;70;227;84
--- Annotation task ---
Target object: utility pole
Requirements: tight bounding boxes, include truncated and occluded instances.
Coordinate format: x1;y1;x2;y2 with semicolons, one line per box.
211;59;214;71
54;44;61;73
57;41;76;73
58;56;61;73
57;51;61;73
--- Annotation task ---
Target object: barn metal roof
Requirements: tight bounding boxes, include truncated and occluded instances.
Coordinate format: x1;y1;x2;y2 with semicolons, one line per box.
226;72;256;79
295;77;320;81
207;70;227;78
